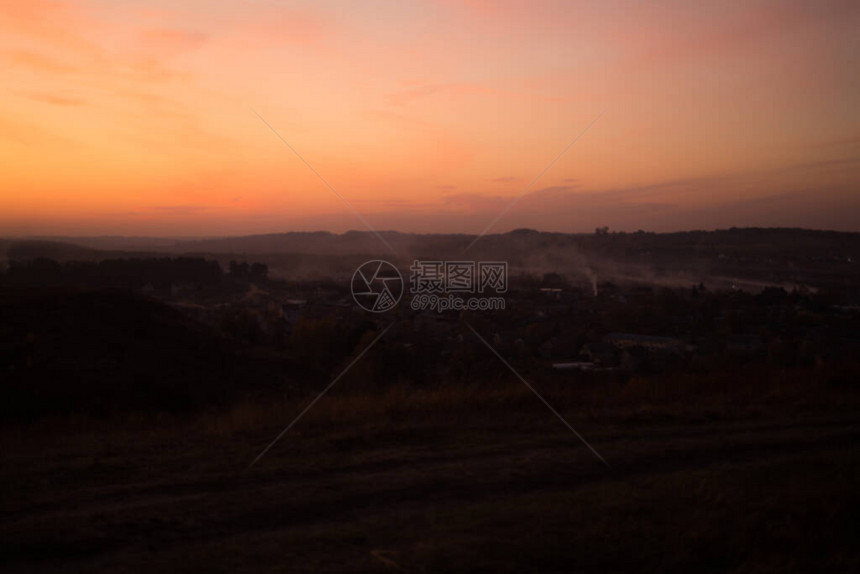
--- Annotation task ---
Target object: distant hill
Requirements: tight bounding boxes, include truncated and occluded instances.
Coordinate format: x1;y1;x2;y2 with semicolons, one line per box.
4;228;859;290
8;227;858;258
5;240;158;263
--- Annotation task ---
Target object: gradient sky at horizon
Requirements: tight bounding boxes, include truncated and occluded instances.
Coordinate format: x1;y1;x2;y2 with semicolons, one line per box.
1;0;858;236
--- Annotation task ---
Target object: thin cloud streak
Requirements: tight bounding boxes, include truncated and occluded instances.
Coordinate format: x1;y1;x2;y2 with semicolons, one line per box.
465;111;604;252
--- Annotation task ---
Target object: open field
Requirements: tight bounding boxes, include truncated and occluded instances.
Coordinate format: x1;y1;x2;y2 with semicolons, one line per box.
3;383;858;573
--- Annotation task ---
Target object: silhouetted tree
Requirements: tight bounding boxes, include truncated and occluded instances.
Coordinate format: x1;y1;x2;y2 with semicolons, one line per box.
250;262;268;280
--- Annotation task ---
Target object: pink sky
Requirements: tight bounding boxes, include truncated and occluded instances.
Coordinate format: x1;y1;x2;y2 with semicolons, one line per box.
1;0;858;236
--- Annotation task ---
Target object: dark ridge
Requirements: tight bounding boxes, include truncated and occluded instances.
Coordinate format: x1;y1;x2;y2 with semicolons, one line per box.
0;287;282;422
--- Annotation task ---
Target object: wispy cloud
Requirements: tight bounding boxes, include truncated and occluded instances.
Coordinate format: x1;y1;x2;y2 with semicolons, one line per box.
148;205;209;215
443;192;507;211
386;83;490;106
385;81;561;107
22;92;87;106
139;28;209;56
2;50;77;73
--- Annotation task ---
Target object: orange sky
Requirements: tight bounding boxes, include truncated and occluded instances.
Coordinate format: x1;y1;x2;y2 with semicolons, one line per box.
1;0;858;236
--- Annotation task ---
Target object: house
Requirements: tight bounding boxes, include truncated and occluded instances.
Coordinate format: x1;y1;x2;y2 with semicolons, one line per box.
581;342;619;365
605;333;686;353
725;334;764;355
281;299;307;322
551;362;597;372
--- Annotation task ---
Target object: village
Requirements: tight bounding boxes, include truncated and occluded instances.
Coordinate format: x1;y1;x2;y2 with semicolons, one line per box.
148;258;858;386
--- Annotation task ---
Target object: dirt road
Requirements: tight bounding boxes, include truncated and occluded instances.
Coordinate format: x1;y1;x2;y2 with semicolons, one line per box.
2;408;858;573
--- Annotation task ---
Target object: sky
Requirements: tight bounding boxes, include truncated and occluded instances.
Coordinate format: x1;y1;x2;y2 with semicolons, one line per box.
1;0;859;236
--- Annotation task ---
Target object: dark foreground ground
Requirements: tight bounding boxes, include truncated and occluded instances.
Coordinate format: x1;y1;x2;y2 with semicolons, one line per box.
2;385;858;573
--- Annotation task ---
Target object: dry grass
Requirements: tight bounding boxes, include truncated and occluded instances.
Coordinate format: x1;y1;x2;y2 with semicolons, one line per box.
2;373;858;573
194;364;844;439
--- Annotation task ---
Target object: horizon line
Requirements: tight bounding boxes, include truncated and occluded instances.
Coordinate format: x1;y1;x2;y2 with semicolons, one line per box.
3;225;859;242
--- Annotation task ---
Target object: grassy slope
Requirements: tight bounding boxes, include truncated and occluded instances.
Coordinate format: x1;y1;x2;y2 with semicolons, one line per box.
1;383;858;573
